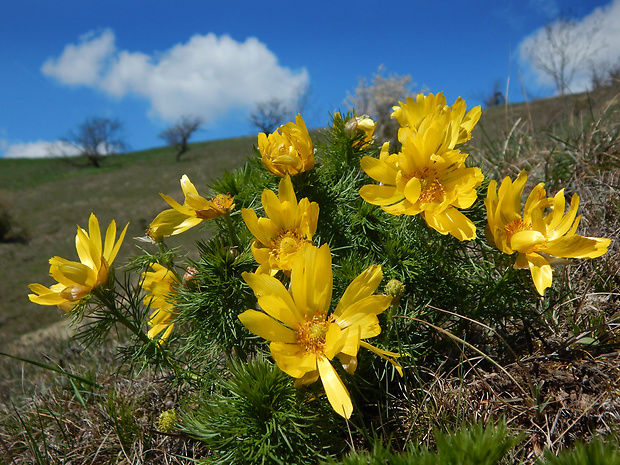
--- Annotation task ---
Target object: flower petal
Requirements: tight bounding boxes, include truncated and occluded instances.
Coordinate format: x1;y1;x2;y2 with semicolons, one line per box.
423;208;477;241
359;185;404;206
180;174;199;197
338;325;361;358
334;265;383;316
335;295;391;330
257;294;304;329
87;213;102;257
55;262;96;287
238;309;298;343
323;323;344;360
149;208;200;239
526;252;553;296
75;225;98;270
510;230;546;254
290;244;332;317
242;272;303;324
262;189;286;227
278;175;297;205
160;193;193;216
104;221;129;265
543;236;611;259
360;156;398;184
317;356;353;419
270;342;318;378
360;341;404;376
403;177;422;205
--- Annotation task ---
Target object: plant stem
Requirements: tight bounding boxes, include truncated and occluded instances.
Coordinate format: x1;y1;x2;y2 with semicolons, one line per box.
93;288;152;346
223;213;240;249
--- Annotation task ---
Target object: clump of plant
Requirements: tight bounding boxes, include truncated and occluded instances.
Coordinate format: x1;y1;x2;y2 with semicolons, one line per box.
539;439;620;465
183;357;345;464
12;90;618;463
0;194;28;243
322;419;522;465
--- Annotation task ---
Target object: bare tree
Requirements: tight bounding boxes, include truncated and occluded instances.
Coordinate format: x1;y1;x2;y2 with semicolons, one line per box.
484;81;506;108
591;60;620;90
522;16;600;96
249;84;310;134
159;116;204;162
62;117;127;167
249;98;290;134
345;66;421;145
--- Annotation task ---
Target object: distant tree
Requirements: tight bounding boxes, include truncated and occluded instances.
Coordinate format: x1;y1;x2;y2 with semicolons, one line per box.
591;60;620;90
62;117;127;168
484;81;506;107
249;98;290;134
249;84;310;134
159;116;204;162
522;16;600;96
345;66;421;145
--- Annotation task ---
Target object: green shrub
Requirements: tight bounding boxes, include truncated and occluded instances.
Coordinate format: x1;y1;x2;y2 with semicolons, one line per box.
182;357;346;464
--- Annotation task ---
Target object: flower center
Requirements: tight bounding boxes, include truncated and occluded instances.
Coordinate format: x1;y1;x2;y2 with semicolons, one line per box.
270;229;308;260
410;167;446;203
212;193;234;212
145;228;157;243
297;314;333;353
505;218;531;242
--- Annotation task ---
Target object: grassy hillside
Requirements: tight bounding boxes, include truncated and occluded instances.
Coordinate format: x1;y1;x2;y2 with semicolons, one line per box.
2;89;619;348
0;136;256;348
0;89;618;464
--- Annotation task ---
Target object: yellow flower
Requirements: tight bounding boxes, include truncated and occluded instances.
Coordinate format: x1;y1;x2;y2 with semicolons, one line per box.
258;114;314;176
148;175;234;240
485;170;611;295
359;126;484;240
28;213;129;311
143;263;179;343
238;244;401;419
344;114;376;147
242;175;319;275
147;208;200;242
391;92;481;152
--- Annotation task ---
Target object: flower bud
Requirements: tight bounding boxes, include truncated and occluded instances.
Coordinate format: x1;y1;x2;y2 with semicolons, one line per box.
385;279;405;300
182;266;199;288
157;409;178;433
345;115;376;146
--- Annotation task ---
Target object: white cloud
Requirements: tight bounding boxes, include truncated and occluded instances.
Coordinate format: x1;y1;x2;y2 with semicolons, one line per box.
3;140;81;159
519;0;620;94
42;30;116;86
41;30;309;123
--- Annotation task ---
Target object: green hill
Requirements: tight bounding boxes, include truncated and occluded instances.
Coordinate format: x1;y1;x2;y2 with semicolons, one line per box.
2;88;619;350
0;135;256;348
3;87;620;349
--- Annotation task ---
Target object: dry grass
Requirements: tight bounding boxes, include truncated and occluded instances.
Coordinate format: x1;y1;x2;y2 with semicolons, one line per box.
388;84;620;464
1;89;619;463
0;323;208;464
0;136;256;350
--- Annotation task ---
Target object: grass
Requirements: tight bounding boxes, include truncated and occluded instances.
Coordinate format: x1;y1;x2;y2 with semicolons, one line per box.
0;136;256;349
1;87;619;464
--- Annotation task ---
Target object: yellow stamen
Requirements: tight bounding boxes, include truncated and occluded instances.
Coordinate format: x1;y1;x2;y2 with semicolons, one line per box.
297;314;333;353
504;218;531;242
409;167;446;203
270;229;309;260
212;193;234;212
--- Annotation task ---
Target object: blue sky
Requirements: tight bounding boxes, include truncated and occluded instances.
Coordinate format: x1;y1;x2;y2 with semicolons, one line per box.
1;0;618;158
